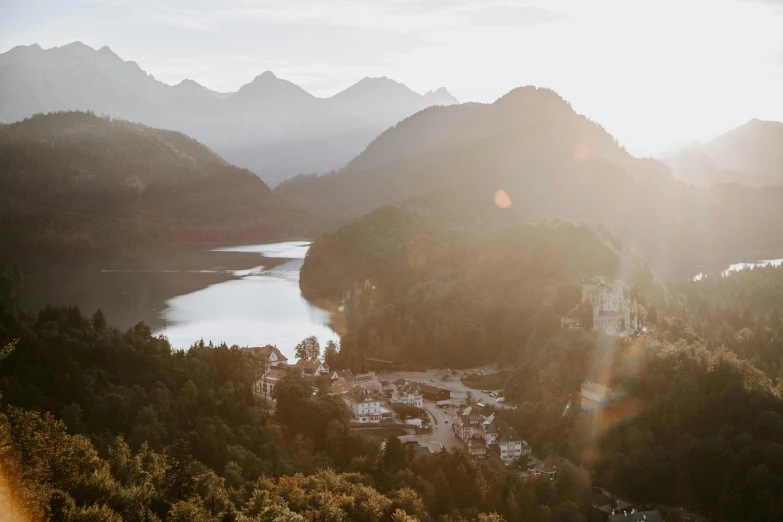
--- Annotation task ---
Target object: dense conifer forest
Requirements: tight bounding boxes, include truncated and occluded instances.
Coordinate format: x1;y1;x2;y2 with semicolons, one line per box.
0;307;597;521
300;207;783;521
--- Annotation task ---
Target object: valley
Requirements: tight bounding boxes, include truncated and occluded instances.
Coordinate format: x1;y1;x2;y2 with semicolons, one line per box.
1;23;783;521
11;241;338;357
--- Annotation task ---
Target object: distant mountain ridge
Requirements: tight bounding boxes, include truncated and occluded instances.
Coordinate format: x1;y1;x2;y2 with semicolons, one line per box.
276;86;783;281
662;119;783;187
0;42;458;185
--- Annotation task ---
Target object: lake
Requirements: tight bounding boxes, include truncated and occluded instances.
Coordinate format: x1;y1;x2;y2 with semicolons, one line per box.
14;241;338;361
693;258;783;281
154;241;338;358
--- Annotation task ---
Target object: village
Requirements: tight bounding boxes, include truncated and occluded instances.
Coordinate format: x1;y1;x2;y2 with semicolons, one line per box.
241;278;700;521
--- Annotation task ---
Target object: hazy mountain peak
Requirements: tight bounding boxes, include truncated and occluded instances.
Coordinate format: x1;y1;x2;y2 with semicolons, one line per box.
8;43;42;52
175;78;203;88
332;76;418;102
254;70;277;81
424;87;458;105
61;41;93;52
0;44;43;65
358;75;397;84
98;45;119;57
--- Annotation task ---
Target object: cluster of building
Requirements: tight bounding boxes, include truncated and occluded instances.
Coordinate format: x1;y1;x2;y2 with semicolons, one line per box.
246;345;332;398
246;345;455;425
452;405;531;463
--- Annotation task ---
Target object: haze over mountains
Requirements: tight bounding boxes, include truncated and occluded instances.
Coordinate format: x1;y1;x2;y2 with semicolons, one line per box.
662;119;783;187
0;42;458;185
277;87;783;280
0;111;322;255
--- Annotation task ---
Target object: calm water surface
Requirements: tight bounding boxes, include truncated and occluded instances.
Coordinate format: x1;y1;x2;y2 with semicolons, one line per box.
154;241;338;358
16;241;337;361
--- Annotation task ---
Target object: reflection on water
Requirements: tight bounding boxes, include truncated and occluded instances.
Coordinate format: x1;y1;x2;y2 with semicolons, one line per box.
155;242;337;359
693;258;783;281
212;241;311;258
15;241;337;360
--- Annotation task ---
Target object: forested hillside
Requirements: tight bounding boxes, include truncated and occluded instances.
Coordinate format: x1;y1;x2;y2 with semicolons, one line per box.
489;265;783;520
0;307;596;521
0;111;321;256
500;323;783;521
301;207;661;369
667;263;783;380
278;87;783;280
301;206;783;520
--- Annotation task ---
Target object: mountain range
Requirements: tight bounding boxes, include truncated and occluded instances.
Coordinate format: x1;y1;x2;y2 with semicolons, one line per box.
0;111;322;256
276;87;783;280
662;119;783;187
0;42;458;185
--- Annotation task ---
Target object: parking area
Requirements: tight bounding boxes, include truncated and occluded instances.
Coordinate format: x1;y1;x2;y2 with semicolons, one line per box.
380;366;513;410
376;366;515;451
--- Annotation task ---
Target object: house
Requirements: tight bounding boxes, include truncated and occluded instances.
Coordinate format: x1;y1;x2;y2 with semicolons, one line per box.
465;438;487;457
401;381;450;402
453;406;485;440
417;382;451;402
330;377;355;396
244;345;289;367
607;510;663;522
453;407;532;463
484;417;529;462
391;383;424;408
582;280;638;335
352;372;383;392
580;380;611;411
532;454;574;480
255;366;290;398
331;369;354;382
343;387;392;423
293;359;330;377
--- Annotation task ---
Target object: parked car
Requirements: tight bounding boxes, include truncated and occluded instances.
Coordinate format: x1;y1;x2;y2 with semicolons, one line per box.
496;397;505;403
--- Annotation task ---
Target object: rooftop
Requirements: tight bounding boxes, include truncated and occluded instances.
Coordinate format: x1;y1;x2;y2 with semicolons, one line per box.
332;369;354;381
534;454;574;474
345;387;379;403
264;366;289;380
244;345;288;361
294;359;328;374
607;510;663;522
330;377;355;395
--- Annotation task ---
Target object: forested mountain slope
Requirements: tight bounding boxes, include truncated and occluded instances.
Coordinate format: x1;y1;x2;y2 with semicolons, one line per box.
278;87;783;280
0;111;321;256
301;207;660;368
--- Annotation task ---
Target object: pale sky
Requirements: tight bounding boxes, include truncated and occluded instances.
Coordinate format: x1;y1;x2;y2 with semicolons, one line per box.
2;0;783;155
